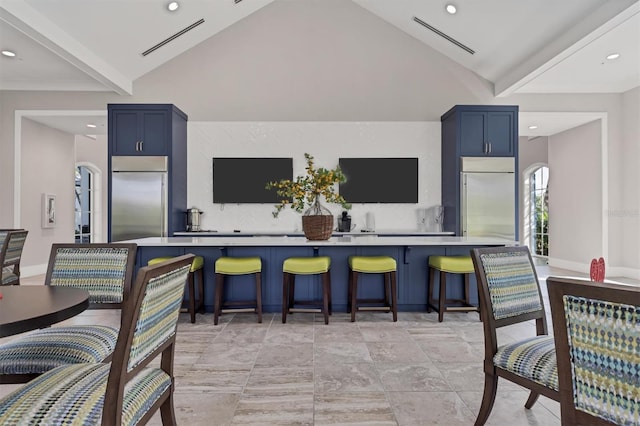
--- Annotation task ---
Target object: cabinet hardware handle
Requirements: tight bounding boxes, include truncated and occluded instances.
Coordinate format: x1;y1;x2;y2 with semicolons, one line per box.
483;142;487;154
140;141;143;151
135;141;139;151
488;142;492;153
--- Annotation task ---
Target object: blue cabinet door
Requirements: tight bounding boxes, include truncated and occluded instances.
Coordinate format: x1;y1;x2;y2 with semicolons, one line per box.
109;108;169;156
459;110;515;157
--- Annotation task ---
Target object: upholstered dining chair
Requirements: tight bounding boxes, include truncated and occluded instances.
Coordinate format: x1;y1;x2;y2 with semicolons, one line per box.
547;276;640;426
0;254;194;425
470;246;559;426
0;229;29;286
0;242;137;384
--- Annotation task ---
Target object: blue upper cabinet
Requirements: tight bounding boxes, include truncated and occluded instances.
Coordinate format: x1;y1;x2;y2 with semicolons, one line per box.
456;107;517;157
108;104;186;156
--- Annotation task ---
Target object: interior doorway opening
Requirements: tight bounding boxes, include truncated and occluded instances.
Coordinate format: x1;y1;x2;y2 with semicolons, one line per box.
526;165;549;258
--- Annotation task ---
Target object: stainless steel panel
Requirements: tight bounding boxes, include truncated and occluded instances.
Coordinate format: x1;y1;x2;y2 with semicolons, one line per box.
112;156;168;172
461;157;514;173
111;171;167;241
461;172;515;239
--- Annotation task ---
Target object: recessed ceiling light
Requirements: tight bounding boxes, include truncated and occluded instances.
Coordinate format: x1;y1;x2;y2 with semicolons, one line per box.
528;125;538;130
167;1;179;11
1;50;16;57
445;4;457;14
86;124;97;128
606;53;620;60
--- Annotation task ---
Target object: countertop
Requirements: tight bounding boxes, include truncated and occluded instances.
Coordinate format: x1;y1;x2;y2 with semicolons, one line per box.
173;231;456;237
124;235;517;247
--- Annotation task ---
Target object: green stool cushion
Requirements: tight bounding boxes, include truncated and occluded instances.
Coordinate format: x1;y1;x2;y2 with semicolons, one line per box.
283;257;331;274
349;256;396;273
215;257;262;275
428;256;474;274
148;255;204;272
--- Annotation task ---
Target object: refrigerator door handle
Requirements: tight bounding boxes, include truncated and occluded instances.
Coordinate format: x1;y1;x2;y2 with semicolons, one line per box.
161;173;168;237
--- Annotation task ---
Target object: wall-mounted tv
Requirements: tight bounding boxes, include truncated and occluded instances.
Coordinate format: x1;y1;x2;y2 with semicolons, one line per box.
339;158;418;203
212;157;293;204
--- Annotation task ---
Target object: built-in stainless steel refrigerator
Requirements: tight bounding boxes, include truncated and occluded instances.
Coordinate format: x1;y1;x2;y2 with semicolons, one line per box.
460;157;515;239
111;156;168;241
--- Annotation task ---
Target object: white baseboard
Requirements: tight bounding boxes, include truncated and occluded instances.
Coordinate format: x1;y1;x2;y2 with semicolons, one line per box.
21;264;48;277
548;258;640;280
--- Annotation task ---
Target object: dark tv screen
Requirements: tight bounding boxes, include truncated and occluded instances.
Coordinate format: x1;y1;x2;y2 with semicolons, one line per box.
212;158;293;204
339;158;418;203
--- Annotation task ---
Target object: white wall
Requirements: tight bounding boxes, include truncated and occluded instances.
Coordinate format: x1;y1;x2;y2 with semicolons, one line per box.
548;120;602;269
620;87;640;273
188;122;441;233
20;119;76;274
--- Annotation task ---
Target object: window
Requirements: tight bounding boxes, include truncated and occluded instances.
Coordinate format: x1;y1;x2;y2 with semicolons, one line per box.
75;166;93;243
529;166;549;257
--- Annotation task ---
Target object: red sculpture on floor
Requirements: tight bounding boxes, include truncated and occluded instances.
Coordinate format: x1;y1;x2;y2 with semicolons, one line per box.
589;257;605;282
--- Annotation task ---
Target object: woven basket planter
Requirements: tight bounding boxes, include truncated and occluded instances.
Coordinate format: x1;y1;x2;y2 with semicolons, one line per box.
302;215;333;240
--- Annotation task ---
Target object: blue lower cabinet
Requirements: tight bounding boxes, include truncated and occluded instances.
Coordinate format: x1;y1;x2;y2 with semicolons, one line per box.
135;244;483;313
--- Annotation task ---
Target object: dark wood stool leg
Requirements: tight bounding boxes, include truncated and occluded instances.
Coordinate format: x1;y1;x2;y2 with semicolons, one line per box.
350;270;359;322
289;274;296;311
322;271;330;325
197;268;205;314
384;272;390;308
390;270;398;322
255;272;263;324
427;267;435;313
464;273;471;305
438;270;446;322
282;272;289;323
327;270;333;315
188;271;196;323
214;273;224;325
347;269;353;313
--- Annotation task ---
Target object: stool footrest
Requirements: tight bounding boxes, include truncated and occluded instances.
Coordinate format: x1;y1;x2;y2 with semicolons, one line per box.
223;300;259;308
289;308;322;313
357;306;391;312
221;308;257;314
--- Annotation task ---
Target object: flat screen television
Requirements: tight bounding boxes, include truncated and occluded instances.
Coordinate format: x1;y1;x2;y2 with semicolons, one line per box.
212;157;293;203
339;158;418;203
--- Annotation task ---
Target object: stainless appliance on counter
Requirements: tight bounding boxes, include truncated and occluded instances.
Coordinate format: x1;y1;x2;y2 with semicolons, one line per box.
185;207;203;232
460;157;515;239
111;156;168;241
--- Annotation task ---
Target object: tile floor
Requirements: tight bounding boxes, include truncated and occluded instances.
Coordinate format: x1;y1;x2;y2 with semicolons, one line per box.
2;265;638;425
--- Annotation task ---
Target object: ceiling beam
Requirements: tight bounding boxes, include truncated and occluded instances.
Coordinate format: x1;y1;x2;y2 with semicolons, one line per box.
0;1;132;95
494;0;639;97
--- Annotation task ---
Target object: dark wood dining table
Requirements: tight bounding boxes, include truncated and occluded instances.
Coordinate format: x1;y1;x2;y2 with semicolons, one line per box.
0;286;90;338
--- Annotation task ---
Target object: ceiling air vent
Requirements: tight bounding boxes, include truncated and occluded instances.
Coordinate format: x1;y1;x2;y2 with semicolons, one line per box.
412;16;475;55
142;18;205;56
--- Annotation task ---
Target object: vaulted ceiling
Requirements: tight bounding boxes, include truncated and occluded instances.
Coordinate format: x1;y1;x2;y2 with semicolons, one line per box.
1;0;638;136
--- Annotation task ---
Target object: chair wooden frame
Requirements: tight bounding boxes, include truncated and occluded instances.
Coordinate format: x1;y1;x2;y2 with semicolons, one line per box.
102;254;194;425
282;270;332;325
470;246;559;426
0;243;137;384
0;254;194;425
547;276;640;426
0;229;29;286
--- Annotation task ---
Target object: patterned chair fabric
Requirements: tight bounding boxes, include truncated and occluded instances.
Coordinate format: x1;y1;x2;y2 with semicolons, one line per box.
0;229;28;286
548;279;640;426
478;250;543;320
564;296;640;425
493;335;558;391
0;243;137;384
470;246;558;426
0;254;194;425
49;246;134;304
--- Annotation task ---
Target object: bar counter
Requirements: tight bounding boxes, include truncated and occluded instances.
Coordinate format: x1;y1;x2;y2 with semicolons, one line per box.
125;236;516;313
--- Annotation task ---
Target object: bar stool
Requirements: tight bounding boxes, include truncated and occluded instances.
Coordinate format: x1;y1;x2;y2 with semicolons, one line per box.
282;256;331;324
148;255;204;323
427;255;479;322
214;256;262;325
348;256;397;322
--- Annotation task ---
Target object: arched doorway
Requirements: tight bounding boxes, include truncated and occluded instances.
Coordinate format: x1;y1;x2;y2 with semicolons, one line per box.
75;162;102;243
524;165;549;258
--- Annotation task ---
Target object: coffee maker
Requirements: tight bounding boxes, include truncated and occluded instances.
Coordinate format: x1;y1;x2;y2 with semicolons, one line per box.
185;207;203;232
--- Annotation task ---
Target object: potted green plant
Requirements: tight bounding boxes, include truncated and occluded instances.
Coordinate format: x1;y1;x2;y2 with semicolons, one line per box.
266;153;351;240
